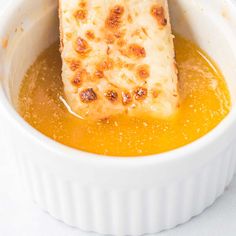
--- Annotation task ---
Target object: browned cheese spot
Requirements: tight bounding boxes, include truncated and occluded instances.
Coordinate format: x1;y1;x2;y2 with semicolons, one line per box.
74;9;87;20
122;92;132;105
80;88;97;103
105;34;115;44
79;1;86;8
151;5;167;28
74;37;90;56
71;69;87;87
98;58;114;71
134;87;148;100
86;30;95;40
114;31;123;39
106;5;125;30
136;64;150;80
95;58;113;79
94;70;104;79
128;44;146;58
117;39;125;47
105;90;118;102
66;59;81;71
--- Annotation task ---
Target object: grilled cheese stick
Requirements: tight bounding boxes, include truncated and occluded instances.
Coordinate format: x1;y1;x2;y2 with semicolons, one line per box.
59;0;178;120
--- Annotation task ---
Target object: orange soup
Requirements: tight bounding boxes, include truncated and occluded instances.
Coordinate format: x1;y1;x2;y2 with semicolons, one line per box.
18;35;231;156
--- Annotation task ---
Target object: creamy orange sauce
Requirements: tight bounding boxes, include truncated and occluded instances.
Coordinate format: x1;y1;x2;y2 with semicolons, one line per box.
18;35;231;157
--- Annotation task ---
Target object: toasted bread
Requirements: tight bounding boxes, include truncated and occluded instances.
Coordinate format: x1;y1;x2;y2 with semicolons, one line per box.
59;0;178;120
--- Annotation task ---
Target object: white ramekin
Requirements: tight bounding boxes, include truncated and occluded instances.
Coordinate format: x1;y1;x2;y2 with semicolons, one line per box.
1;0;236;235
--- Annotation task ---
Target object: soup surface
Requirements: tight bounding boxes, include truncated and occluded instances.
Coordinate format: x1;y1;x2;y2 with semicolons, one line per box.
18;35;230;157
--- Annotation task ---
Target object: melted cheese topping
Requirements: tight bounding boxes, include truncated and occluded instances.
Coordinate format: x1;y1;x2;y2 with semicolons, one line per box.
18;35;231;157
60;0;178;120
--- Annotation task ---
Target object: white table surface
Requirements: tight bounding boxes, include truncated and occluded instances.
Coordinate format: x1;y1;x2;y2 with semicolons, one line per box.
1;153;236;236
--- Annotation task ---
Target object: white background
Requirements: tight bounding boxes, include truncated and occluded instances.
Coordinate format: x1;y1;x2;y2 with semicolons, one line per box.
1;154;236;236
1;0;236;235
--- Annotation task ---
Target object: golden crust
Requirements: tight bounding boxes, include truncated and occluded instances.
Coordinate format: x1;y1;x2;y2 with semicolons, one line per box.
59;0;178;120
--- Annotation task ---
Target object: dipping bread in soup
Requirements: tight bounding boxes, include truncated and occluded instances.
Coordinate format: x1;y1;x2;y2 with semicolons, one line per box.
17;0;231;157
18;34;230;156
8;0;236;234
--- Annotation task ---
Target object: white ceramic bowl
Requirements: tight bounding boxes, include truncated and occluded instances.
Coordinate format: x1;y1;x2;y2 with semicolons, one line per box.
1;0;236;235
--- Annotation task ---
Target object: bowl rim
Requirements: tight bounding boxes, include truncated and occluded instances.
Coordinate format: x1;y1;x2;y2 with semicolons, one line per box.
1;0;236;166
